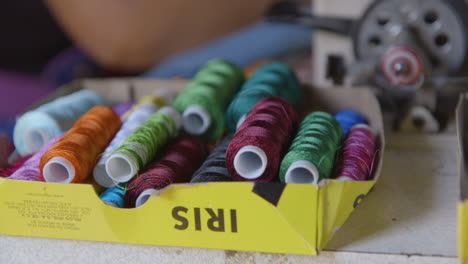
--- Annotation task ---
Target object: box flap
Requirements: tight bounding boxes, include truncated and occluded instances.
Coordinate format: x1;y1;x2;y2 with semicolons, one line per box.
456;94;468;263
317;180;376;249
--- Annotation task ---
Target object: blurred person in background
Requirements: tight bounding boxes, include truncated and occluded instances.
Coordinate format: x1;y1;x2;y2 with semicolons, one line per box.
0;0;311;159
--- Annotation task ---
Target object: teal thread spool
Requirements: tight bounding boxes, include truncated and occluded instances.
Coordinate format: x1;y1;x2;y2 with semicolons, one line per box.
105;106;181;183
225;62;302;132
280;111;342;184
173;60;244;142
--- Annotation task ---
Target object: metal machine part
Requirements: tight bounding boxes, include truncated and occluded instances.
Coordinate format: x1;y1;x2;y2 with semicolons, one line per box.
350;0;468;131
353;0;467;75
268;0;468;132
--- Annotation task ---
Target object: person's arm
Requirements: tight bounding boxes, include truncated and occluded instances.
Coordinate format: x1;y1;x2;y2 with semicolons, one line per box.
45;0;276;72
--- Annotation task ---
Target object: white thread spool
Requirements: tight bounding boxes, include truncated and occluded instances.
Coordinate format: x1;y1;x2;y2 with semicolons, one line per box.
233;145;267;179
182;105;211;135
42;157;76;183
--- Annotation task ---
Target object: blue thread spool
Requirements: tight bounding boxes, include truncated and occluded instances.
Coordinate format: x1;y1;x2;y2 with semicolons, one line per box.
13;89;106;156
334;110;368;137
100;184;127;208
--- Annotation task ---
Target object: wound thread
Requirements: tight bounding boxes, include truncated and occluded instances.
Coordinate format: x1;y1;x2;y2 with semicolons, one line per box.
40;106;121;183
14;89;106;156
335;110;368;137
125;136;207;208
0;155;32;178
226;97;298;182
280;111;342;184
100;183;128;208
335;125;378;181
173;59;244;141
8;137;61;181
122;94;169;120
191;135;233;183
94;96;168;188
105;107;181;183
225;62;302;132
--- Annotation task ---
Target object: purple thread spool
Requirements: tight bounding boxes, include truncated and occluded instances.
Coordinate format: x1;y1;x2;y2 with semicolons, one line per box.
8;136;61;181
335;124;377;181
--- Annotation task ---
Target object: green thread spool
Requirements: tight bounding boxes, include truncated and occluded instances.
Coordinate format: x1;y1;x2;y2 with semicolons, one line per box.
225;62;303;132
280;111;342;184
173;59;244;142
105;106;181;183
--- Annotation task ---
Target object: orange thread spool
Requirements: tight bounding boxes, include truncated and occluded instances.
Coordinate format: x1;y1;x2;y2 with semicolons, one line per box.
40;106;122;183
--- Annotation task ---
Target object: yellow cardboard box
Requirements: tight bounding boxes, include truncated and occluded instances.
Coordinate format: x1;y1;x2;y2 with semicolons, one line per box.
0;79;385;255
457;95;468;263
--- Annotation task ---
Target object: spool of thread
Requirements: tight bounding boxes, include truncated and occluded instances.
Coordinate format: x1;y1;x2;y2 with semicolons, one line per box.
0;154;32;178
7;137;60;181
93;98;168;188
122;94;169;120
173;59;244;141
335;124;378;181
105;106;181;184
14;89;106;156
191;135;233;183
244;59;274;78
100;183;127;208
280;111;342;184
334;110;368;137
226;97;298;182
225;62;302;132
40;106;121;183
125;136;207;208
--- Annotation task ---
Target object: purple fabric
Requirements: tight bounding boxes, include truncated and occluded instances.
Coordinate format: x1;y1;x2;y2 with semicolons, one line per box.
0;71;56;137
113;102;134;116
0;71;55;117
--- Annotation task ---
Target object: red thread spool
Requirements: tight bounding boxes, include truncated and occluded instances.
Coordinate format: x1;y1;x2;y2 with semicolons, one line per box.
226;97;298;182
0;155;31;178
125;136;207;208
40;106;122;183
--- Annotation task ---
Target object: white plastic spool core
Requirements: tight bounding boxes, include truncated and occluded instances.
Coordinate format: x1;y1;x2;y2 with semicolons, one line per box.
336;176;355;182
104;201;118;208
284;160;319;184
93;164;116;188
158;106;182;133
43;157;76;183
136;189;157;207
24;128;51;154
182;105;211;135
105;153;138;183
236;114;247;130
233;145;267;179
